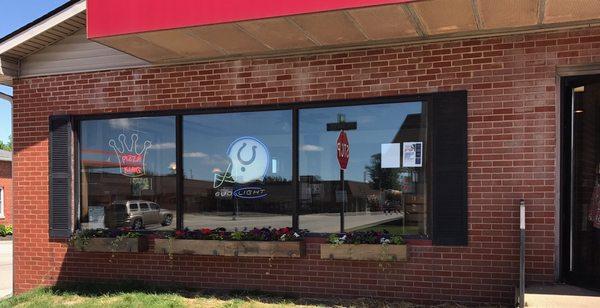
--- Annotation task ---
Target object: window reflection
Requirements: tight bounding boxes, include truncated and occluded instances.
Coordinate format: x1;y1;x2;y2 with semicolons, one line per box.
79;117;177;230
78;101;427;235
299;102;427;235
183;110;293;230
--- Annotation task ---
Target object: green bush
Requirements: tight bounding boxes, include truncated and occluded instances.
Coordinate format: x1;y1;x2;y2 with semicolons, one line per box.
0;224;13;237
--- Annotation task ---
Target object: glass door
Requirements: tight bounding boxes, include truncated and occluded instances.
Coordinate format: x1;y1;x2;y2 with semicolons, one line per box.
564;75;600;289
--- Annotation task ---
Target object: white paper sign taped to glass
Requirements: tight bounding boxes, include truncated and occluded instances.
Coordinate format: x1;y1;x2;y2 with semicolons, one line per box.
381;143;401;168
403;142;423;167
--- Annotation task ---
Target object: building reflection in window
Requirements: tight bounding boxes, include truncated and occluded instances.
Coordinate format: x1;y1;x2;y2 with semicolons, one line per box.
183;110;293;230
79;116;177;230
298;102;427;235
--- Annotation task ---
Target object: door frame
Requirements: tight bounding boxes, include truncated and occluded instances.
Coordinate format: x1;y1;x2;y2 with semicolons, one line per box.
558;69;600;287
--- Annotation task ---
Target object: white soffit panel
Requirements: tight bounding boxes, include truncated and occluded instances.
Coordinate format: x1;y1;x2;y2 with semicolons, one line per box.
0;0;86;56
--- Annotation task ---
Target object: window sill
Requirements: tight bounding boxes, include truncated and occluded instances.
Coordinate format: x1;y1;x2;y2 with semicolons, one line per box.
405;238;432;246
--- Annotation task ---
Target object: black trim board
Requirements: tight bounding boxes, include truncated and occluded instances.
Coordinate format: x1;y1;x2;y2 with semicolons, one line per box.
430;91;469;246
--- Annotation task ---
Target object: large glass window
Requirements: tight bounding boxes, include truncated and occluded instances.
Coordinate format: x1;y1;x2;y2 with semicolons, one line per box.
77;100;428;236
299;102;427;235
80;117;177;230
183;110;293;230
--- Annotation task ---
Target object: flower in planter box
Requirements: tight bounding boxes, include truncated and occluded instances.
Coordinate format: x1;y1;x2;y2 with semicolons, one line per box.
328;231;404;245
157;226;307;242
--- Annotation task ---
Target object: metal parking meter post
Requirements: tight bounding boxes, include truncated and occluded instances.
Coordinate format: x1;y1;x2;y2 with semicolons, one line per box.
519;199;525;308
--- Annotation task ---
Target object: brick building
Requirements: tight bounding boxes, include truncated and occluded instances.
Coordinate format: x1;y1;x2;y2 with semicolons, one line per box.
0;0;600;305
0;150;10;224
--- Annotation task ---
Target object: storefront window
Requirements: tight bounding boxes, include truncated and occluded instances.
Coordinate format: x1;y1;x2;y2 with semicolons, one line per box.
298;102;427;235
183;110;293;230
77;101;428;235
79;117;177;230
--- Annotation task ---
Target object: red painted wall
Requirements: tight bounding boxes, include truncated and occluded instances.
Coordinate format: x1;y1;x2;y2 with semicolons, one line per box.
87;0;417;38
0;160;11;225
13;25;600;304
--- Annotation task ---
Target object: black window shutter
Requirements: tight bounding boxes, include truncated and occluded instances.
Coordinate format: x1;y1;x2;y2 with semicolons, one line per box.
431;91;468;246
49;115;72;238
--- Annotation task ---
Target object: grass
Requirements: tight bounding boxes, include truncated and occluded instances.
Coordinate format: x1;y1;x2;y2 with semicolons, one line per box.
0;282;488;308
0;283;406;308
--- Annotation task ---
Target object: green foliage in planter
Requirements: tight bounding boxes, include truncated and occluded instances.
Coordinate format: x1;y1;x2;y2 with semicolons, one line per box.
157;227;307;242
0;224;12;237
69;228;142;250
328;231;404;245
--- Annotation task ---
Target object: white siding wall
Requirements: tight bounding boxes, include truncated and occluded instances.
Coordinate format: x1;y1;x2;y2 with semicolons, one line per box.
20;29;149;78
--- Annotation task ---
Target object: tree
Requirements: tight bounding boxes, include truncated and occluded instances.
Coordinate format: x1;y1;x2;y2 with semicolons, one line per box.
0;135;11;151
365;153;400;191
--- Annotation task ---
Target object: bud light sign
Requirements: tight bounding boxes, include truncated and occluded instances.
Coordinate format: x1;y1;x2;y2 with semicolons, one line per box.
211;136;271;200
233;186;267;199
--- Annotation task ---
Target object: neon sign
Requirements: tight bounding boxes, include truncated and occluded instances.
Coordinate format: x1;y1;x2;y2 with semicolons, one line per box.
109;134;151;177
233;186;267;199
227;136;270;184
212;136;270;199
213;163;235;189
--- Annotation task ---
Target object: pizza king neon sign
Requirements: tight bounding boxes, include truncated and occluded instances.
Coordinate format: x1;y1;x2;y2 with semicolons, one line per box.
109;134;152;177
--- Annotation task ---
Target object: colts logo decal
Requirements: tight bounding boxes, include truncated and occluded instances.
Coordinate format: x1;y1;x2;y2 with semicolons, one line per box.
226;137;270;184
109;134;151;177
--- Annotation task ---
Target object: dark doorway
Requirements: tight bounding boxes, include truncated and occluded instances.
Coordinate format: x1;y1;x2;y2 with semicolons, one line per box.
562;75;600;289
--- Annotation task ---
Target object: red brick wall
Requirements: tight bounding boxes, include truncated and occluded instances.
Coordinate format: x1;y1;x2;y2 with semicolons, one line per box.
12;25;600;304
0;160;11;224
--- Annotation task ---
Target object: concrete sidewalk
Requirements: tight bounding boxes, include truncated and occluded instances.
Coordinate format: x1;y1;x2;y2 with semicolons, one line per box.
0;241;12;299
526;284;600;308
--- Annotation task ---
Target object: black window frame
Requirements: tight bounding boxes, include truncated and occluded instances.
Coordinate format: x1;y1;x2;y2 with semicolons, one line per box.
72;92;464;240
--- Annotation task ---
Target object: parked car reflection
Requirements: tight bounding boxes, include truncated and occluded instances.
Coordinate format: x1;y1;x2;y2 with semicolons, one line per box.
104;200;173;229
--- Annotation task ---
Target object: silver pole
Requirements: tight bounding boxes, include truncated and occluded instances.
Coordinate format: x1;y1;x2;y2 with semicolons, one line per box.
519;199;525;308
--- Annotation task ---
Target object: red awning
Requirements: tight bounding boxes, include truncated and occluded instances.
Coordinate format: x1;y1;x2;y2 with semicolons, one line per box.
87;0;417;38
2;0;598;77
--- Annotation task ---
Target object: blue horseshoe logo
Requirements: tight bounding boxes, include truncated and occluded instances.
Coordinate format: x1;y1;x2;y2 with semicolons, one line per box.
226;137;270;184
237;143;257;172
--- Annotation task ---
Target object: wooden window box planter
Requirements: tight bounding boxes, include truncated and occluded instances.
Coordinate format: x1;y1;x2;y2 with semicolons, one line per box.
154;239;304;258
73;237;148;253
320;244;407;261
